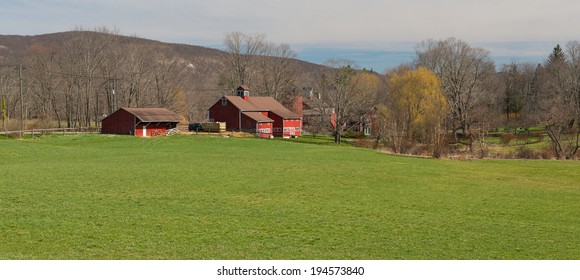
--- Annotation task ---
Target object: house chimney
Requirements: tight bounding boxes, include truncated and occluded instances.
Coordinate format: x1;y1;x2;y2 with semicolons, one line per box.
292;96;303;116
236;85;250;101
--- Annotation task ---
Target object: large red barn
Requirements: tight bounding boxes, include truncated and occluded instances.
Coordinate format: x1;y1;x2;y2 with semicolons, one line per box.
208;86;302;138
101;107;181;137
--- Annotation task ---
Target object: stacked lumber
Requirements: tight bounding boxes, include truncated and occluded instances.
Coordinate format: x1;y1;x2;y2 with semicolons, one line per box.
201;122;226;132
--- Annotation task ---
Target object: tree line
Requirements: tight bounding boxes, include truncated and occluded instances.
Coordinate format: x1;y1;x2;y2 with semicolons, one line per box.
1;29;578;158
399;38;580;159
1;28;191;131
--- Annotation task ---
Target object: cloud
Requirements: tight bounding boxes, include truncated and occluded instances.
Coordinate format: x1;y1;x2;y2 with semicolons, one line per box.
3;0;580;43
1;0;579;61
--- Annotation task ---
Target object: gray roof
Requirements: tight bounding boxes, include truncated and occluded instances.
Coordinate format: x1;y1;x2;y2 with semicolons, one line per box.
242;112;274;122
224;96;301;119
122;107;181;122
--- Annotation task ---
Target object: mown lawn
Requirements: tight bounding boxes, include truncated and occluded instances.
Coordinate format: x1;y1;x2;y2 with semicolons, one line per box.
0;134;578;259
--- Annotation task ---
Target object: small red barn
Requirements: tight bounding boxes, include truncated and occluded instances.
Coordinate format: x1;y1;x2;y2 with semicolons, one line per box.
101;107;181;137
208;86;302;138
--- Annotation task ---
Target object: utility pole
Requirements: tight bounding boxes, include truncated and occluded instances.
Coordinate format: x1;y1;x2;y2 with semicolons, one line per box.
1;75;5;134
0;64;26;137
18;65;25;138
110;78;118;113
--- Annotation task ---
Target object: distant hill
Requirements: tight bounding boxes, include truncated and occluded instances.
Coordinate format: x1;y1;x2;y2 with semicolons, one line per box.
0;31;328;84
0;31;330;121
0;31;222;58
0;31;328;120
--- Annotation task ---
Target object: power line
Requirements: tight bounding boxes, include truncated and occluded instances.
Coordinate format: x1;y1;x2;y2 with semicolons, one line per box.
45;69;123;81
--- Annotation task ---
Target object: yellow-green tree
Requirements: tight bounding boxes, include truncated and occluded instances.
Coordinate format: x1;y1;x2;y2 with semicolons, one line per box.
383;67;448;156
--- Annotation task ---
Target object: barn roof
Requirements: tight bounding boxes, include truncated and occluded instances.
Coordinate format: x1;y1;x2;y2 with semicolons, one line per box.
247;97;300;119
224;96;259;111
242;112;274;122
223;96;301;119
122;107;181;122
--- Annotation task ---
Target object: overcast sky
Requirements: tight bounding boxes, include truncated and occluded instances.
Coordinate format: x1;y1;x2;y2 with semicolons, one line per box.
2;0;580;70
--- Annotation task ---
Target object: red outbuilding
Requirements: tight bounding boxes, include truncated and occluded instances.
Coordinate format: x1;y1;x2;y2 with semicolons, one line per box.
101;107;181;137
208;86;302;138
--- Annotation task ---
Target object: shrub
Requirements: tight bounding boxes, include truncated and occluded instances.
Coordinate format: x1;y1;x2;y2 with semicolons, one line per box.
516;146;536;159
500;133;516;145
538;145;557;160
353;139;375;149
477;146;490;159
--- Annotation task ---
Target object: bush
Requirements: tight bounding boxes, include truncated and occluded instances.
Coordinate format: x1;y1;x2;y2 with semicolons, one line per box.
478;146;490;159
343;131;367;139
352;139;376;149
537;145;557;160
512;145;557;160
516;146;536;159
500;133;516;145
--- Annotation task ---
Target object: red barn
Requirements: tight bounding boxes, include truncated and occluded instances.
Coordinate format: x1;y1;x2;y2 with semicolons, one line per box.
101;107;181;137
208;86;302;138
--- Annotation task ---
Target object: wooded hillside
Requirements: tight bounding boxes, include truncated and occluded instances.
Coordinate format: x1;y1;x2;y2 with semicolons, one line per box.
0;30;329;127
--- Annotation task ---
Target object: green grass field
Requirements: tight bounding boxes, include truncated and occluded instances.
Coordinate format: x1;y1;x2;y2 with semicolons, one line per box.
0;134;578;259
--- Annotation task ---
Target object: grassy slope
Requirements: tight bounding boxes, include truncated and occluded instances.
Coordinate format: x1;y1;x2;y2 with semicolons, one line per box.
0;134;578;259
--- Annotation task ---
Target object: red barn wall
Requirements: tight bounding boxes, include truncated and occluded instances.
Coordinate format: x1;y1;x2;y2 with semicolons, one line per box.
269;112;302;138
283;119;302;137
101;109;136;135
241;114;273;138
257;122;273;138
208;99;241;130
269;113;284;137
135;123;169;137
240;114;258;131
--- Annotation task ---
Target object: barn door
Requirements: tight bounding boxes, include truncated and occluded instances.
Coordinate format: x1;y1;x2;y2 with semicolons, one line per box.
143;126;147;137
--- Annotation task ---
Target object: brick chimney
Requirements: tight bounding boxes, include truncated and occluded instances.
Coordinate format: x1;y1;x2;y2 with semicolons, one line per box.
292;96;303;116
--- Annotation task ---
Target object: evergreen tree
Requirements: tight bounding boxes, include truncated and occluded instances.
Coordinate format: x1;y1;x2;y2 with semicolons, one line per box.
548;44;566;64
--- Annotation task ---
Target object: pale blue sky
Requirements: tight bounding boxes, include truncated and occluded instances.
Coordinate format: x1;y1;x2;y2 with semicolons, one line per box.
1;0;579;71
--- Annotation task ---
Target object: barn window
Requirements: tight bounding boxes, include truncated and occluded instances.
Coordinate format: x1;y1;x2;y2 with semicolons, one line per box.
221;97;227;107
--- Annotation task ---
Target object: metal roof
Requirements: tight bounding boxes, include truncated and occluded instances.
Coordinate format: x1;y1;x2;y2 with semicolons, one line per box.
242;112;274;122
121;107;182;122
223;96;260;111
223;96;301;119
246;97;300;119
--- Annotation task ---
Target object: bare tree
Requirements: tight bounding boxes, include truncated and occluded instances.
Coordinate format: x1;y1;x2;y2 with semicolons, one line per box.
256;42;297;101
320;61;379;143
220;32;298;104
495;62;544;129
415;38;495;145
539;42;580;159
60;28;118;127
220;32;266;90
26;43;64;127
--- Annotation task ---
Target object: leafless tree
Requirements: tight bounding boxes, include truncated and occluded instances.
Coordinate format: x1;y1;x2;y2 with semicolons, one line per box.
26;43;65;127
495;62;544;129
220;32;266;90
320;60;379;143
60;27;118;127
415;38;496;144
539;41;580;159
220;32;298;103
256;42;297;101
